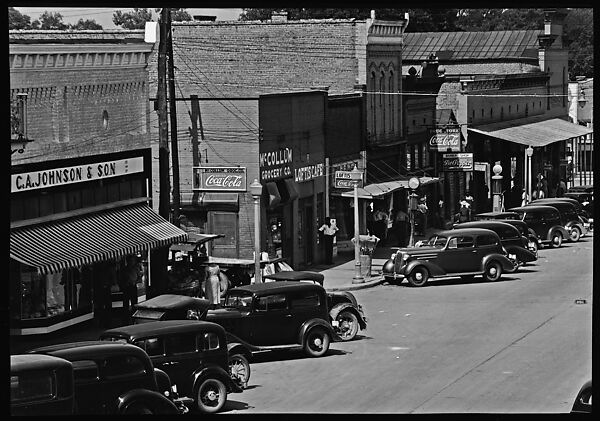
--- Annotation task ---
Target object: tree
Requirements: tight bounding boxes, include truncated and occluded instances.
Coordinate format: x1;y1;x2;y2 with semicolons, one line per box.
69;18;103;30
171;8;192;22
8;7;33;29
113;8;153;29
32;11;68;30
563;8;593;79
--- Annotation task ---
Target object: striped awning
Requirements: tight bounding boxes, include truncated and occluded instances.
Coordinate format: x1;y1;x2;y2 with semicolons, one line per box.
10;204;188;275
339;176;440;199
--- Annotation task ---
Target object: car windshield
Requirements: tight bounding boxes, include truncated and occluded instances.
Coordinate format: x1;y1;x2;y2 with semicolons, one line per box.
223;292;253;309
425;235;448;248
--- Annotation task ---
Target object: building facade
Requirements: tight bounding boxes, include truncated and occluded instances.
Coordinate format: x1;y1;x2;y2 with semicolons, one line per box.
9;31;186;336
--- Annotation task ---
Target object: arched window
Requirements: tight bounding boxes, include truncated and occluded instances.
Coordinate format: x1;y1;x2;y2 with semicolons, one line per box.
500;107;504;120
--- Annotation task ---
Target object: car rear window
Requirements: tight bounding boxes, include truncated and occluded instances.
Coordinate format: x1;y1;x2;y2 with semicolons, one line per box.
256;294;287;312
165;334;197;355
290;293;320;309
199;332;220;351
11;372;55;403
134;338;164;357
102;356;147;379
72;360;99;382
477;234;499;246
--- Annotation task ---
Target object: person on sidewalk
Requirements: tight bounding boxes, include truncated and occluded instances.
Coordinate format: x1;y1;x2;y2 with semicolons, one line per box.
318;217;339;265
392;208;409;247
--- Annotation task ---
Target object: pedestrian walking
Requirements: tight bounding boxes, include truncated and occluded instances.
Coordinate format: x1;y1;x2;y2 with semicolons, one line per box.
455;200;472;223
555;178;567;197
372;208;388;245
204;264;222;308
392;208;409;247
318;216;339;264
120;255;141;313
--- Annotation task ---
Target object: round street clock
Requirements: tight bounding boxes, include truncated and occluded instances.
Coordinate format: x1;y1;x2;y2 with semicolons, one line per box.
408;177;420;190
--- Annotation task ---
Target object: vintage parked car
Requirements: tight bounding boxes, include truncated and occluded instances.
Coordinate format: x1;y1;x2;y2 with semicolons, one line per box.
527;199;587;242
508;205;570;248
134;283;337;358
100;320;244;413
11;354;75;415
571;380;592;414
564;191;594;223
28;341;183;415
263;270;367;341
531;197;592;234
453;221;537;271
382;228;515;287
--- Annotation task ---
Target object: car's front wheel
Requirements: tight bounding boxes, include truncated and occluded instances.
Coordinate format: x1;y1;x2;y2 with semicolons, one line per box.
483;260;502;282
550;231;563;247
569;226;581;242
407;266;429;287
228;353;251;389
304;327;330;357
196;378;227;414
335;310;359;341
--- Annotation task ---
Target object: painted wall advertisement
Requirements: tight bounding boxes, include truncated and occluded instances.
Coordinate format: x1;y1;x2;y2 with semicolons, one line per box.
442;153;473;171
259;148;293;182
429;126;461;152
193;166;247;191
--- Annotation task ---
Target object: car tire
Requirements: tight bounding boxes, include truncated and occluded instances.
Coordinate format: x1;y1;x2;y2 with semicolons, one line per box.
335;310;359;342
407;267;429;287
196;378;227;414
228;353;251;389
483;260;502;282
303;327;330;357
550;231;563;248
529;240;539;257
569;226;581;242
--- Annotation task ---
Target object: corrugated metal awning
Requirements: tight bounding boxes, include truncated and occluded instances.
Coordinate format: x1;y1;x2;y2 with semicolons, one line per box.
339;176;440;199
10;204;188;275
469;118;592;147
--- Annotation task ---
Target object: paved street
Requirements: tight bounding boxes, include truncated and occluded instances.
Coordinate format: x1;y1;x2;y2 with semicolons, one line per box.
223;234;593;414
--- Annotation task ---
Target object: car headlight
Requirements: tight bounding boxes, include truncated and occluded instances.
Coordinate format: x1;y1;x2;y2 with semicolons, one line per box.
391;252;397;260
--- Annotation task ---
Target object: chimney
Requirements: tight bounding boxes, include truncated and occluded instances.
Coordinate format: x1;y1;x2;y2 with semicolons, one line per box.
543;8;567;48
271;11;288;22
421;53;440;79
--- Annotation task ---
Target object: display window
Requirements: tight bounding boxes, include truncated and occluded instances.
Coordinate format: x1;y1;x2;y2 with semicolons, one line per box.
267;214;283;258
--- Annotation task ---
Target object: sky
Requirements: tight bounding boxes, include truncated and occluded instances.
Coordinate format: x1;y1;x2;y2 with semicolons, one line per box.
13;7;245;27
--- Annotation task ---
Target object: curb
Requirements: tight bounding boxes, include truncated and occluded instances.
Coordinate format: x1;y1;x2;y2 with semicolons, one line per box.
325;275;387;292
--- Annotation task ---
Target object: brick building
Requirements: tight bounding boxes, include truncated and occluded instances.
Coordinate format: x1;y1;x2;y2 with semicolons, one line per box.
402;9;592;216
146;12;428;267
9;30;186;336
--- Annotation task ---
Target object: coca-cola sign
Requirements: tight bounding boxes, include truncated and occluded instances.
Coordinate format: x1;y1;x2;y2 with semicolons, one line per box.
429;126;461;152
193;166;247;191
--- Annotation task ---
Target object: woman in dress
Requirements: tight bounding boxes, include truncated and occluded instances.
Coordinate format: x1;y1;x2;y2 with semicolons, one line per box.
204;264;221;308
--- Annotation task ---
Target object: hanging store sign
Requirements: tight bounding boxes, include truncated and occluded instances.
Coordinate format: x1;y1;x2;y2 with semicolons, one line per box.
429;126;461;152
11;157;144;193
442;153;473;171
295;163;324;183
334;169;364;189
332;160;363;189
193;166;247;191
259;147;293;182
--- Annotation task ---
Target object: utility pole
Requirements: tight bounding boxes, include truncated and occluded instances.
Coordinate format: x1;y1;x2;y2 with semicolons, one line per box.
166;8;181;227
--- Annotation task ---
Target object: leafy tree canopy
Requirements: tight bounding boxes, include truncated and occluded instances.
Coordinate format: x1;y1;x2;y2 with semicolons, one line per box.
8;7;33;29
113;8;153;29
69;18;103;30
33;11;68;30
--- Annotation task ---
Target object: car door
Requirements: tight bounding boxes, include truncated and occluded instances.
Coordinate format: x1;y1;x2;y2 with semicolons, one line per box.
523;211;545;239
437;235;479;273
71;359;104;414
251;293;295;345
148;334;199;397
287;289;326;341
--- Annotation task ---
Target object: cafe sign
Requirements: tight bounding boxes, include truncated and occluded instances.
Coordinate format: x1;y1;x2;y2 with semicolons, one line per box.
442;153;473;171
193;166;247;191
11;156;144;193
429;126;461;152
295;163;324;183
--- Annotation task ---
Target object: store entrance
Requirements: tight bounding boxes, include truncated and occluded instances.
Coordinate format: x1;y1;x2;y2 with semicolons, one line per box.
303;204;314;265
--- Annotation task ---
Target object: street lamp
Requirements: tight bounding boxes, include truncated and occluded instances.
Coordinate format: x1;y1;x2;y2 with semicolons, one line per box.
525;146;533;203
408;176;420;247
492;163;503;212
249;179;263;283
349;165;364;284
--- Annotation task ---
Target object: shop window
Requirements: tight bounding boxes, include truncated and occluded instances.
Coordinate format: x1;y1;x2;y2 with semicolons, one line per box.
54;191;67;213
211;212;238;249
119;179;131;200
107;182;120;202
67;189;82;211
267;214;283;258
11;198;24;222
19;267;47;319
81;187;95;208
509;105;512;114
94;184;108;205
23;197;40;220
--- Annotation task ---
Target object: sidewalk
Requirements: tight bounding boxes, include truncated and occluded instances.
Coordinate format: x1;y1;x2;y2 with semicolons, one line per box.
314;226;442;292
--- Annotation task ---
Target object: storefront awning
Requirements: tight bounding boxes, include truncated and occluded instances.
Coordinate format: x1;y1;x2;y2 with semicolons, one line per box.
10;204;188;275
339;176;440;199
468;118;592;147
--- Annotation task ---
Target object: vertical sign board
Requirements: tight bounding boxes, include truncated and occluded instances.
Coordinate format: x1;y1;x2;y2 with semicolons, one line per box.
442;153;473;171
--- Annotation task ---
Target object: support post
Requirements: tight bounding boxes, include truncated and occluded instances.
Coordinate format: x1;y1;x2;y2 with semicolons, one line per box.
351;165;364;283
166;8;180;226
250;179;263;283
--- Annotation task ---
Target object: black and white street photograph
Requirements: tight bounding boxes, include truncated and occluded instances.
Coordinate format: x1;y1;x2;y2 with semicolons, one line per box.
9;6;593;415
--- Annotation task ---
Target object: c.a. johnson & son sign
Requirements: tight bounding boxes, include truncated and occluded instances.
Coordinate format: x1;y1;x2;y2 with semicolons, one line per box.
11;157;144;193
193;166;247;191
